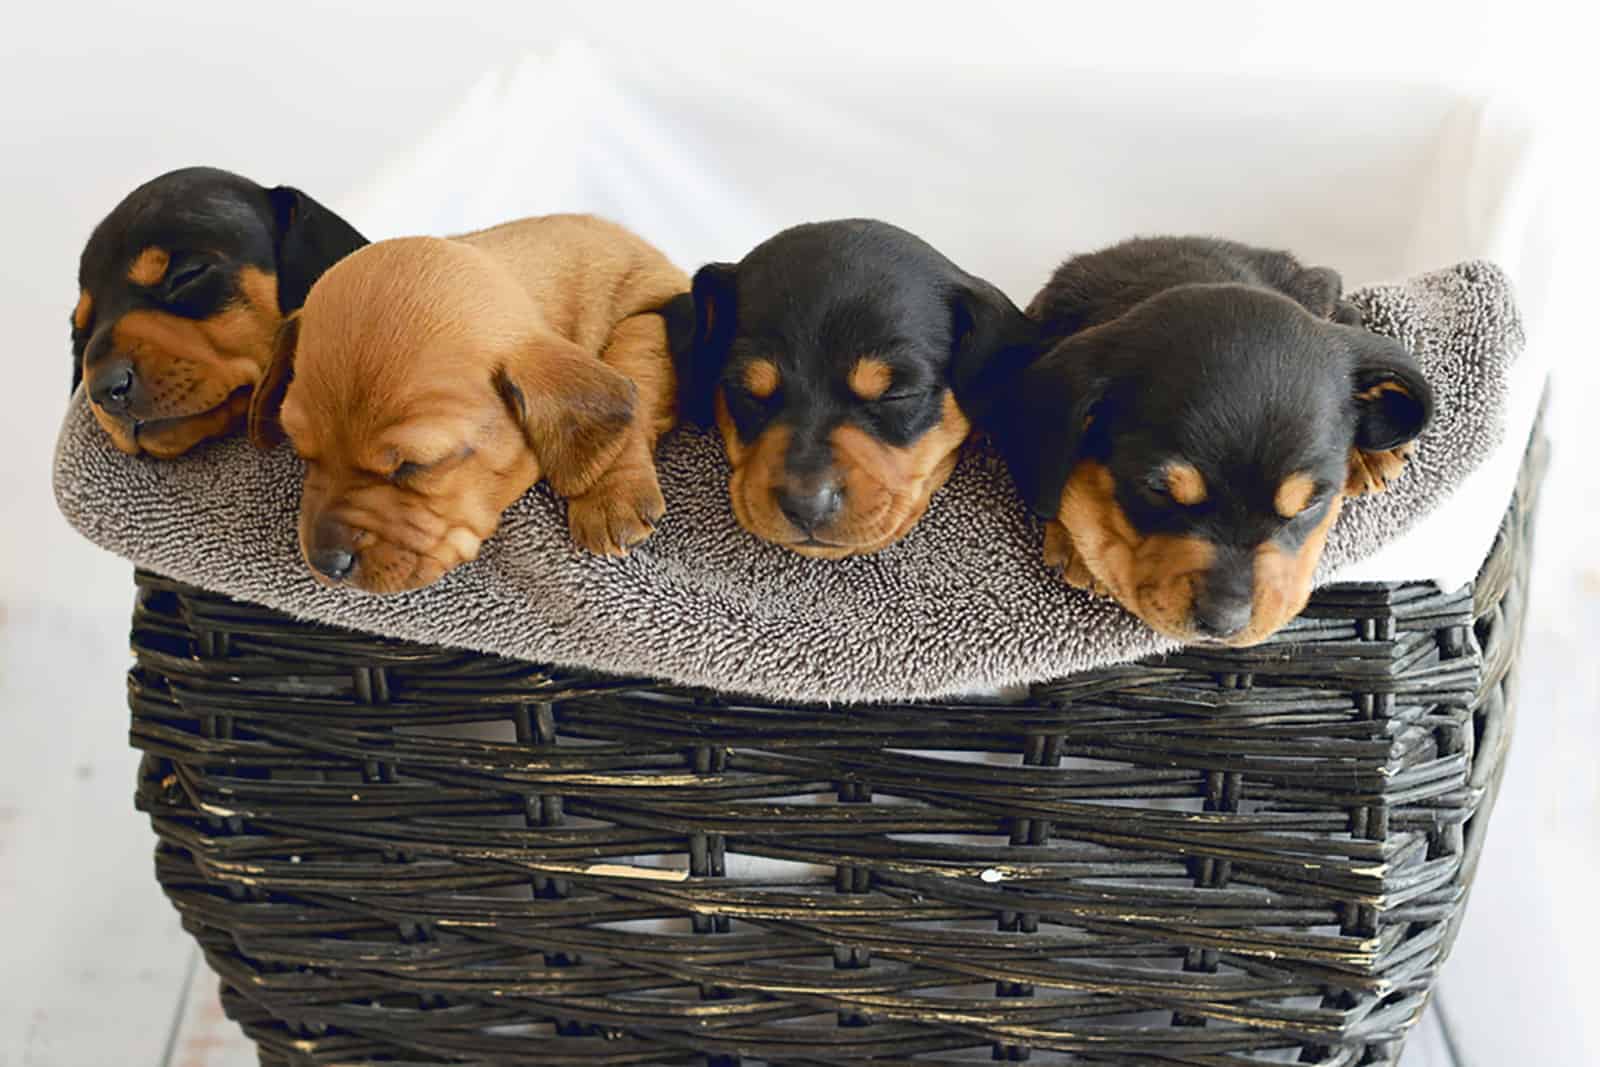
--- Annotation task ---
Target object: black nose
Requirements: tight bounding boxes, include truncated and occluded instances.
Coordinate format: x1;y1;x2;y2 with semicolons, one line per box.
1192;595;1252;640
308;517;358;581
777;481;843;533
309;547;356;582
88;359;138;414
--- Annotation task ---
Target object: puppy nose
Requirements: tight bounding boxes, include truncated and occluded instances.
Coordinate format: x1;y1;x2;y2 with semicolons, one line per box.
1192;595;1252;640
310;547;356;582
88;359;138;414
777;480;843;533
308;518;358;582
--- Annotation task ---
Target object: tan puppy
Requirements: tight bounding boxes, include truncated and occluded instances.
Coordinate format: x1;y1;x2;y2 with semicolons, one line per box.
249;215;686;594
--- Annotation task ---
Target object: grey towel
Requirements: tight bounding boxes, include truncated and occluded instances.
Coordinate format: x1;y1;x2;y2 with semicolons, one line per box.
55;261;1520;703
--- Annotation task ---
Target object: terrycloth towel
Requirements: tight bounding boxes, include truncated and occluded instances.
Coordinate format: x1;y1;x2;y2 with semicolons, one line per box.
55;261;1520;703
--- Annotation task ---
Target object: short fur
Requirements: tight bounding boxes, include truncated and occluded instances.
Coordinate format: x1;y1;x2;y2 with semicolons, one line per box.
72;166;366;457
248;214;687;595
971;236;1433;646
674;218;1034;558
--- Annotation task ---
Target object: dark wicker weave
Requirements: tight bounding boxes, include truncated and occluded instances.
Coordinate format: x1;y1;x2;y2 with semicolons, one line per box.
127;425;1544;1067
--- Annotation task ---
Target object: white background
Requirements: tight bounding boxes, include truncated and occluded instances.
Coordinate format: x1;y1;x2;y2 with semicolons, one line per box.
1;3;1595;1065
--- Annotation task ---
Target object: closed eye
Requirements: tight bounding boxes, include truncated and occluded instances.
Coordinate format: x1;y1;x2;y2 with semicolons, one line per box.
1140;475;1199;510
165;261;211;297
1288;491;1333;525
389;446;475;485
726;383;781;414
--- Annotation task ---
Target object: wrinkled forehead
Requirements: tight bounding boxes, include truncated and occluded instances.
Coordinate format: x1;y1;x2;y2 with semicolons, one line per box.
735;271;953;369
81;185;273;286
1105;366;1350;491
284;361;498;461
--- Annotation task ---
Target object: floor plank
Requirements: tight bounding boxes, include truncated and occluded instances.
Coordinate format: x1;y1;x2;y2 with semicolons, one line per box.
0;594;195;1067
1399;1002;1459;1067
166;951;257;1067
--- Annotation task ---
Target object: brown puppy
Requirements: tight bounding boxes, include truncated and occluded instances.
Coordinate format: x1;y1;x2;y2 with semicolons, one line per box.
249;215;686;594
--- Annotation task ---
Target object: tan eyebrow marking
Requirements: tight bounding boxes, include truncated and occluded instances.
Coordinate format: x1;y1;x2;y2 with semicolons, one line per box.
127;247;171;287
742;359;780;400
1165;462;1208;506
847;356;894;401
72;290;93;331
1275;471;1318;518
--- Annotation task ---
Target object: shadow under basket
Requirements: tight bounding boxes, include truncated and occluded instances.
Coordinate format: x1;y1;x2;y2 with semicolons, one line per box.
128;425;1545;1067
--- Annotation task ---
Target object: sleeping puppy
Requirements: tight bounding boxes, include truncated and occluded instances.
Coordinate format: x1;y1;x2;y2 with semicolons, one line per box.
676;219;1034;557
974;236;1432;646
72;166;366;457
249;214;686;594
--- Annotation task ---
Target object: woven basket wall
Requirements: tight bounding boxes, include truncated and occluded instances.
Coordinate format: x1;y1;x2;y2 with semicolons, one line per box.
127;425;1545;1067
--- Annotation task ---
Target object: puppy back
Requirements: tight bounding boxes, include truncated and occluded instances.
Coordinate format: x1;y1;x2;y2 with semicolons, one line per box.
1027;236;1309;338
460;215;690;350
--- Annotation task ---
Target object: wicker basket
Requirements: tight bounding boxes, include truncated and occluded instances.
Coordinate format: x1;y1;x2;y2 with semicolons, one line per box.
127;420;1544;1067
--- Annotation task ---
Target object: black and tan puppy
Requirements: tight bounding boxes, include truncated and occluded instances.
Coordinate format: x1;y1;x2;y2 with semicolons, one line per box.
973;236;1432;646
676;219;1033;557
72;166;366;457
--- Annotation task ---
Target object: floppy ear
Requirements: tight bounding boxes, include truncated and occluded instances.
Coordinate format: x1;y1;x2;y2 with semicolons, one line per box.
495;336;638;498
1338;324;1433;451
982;340;1108;519
947;279;1040;417
267;186;367;313
247;313;300;449
657;290;697;364
673;263;738;427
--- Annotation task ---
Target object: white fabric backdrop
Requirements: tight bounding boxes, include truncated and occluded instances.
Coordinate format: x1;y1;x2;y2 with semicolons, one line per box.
350;42;1555;591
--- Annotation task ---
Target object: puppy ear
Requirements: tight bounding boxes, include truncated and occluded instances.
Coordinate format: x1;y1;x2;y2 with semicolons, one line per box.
267;186;367;313
673;263;738;427
982;341;1108;519
247;313;300;449
947;279;1039;418
496;337;637;497
1338;325;1433;451
657;290;697;363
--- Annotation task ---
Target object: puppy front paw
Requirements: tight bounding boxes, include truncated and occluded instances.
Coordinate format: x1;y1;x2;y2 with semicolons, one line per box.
1043;519;1108;595
1345;442;1416;497
567;465;666;557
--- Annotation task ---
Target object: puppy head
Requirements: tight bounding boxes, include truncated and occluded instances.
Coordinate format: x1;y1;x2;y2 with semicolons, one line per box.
676;220;1031;558
249;237;635;595
994;284;1431;645
71;166;366;457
